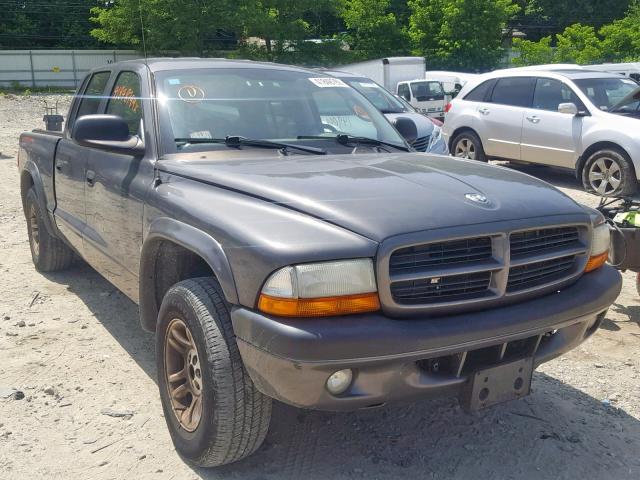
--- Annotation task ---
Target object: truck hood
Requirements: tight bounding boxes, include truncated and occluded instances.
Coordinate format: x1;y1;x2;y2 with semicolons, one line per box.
160;152;584;241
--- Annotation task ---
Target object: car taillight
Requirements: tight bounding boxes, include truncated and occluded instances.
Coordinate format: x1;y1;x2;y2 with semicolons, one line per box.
444;103;452;113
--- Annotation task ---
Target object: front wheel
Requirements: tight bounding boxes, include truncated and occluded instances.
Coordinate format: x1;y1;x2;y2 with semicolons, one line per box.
451;131;487;162
582;148;637;197
156;277;272;467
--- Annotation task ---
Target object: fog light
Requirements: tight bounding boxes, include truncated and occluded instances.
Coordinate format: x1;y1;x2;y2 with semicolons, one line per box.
326;369;353;395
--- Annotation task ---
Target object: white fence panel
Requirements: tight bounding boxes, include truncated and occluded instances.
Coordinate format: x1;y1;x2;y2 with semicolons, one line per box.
0;50;142;88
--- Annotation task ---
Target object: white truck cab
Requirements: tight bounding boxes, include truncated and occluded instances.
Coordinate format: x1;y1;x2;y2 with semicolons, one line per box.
396;79;446;119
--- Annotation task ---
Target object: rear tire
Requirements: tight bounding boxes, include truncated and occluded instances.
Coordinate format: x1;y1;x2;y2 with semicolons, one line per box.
24;188;74;272
581;148;637;197
156;277;272;467
451;131;487;162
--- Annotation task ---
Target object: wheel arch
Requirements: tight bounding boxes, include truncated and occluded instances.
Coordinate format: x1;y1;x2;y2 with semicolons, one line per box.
20;163;59;237
139;217;239;332
576;141;635;180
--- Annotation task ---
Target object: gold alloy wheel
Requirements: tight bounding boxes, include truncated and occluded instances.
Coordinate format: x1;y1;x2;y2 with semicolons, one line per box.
164;318;204;432
29;203;40;257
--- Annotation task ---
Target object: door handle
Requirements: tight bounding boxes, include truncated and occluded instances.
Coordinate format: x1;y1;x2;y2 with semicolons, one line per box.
86;170;96;187
478;107;490;115
526;115;540;123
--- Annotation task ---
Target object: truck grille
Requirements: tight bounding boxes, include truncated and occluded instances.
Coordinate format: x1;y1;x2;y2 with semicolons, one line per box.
507;255;576;292
510;226;580;258
411;135;429;152
391;272;492;304
383;223;588;312
390;237;492;275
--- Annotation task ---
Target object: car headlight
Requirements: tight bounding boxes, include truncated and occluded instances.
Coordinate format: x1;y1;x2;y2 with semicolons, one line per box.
585;218;610;272
427;126;443;151
258;259;380;317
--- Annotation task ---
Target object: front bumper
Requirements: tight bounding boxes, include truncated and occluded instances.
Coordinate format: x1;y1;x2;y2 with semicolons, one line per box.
232;266;621;411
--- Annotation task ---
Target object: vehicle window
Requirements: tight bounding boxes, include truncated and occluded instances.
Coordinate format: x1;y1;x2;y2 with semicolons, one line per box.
346;79;407;113
489;77;535;107
154;68;405;153
409;81;444;101
106;71;143;136
532;78;583;111
464;79;496;102
630;73;640;83
398;83;410;102
76;71;111;119
574;77;638;111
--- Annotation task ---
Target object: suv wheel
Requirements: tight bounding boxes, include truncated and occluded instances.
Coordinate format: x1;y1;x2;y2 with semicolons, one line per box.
156;277;272;467
582;148;637;196
25;188;75;272
451;131;486;162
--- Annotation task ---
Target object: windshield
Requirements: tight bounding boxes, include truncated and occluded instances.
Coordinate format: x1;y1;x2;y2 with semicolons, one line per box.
409;81;445;101
154;68;406;153
573;77;639;112
343;78;408;114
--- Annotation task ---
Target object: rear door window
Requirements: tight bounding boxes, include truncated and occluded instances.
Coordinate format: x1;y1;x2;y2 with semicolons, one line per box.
532;78;583;111
106;71;143;136
76;71;111;119
489;77;535;108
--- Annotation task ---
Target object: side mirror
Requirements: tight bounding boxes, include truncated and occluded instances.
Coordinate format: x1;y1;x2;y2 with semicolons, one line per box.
72;114;144;154
558;102;578;115
393;116;418;145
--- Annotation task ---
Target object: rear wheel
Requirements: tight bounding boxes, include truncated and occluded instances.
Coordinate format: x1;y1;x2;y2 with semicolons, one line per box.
451;131;486;162
25;188;74;272
156;277;272;467
582;148;637;197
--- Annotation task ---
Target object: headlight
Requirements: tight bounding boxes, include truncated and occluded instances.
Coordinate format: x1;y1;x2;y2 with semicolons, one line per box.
427;126;443;151
585;220;610;272
258;259;380;317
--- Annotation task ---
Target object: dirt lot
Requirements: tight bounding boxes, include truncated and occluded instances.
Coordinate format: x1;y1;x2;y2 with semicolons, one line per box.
1;94;639;480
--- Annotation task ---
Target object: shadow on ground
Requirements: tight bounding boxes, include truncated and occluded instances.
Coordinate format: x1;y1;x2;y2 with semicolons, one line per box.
44;265;640;480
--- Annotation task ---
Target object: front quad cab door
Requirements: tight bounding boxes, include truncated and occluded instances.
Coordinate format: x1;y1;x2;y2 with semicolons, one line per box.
478;77;535;161
83;70;153;300
54;70;111;253
520;78;585;167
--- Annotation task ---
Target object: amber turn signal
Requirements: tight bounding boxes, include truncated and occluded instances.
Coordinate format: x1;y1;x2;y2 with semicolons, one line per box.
258;292;381;317
584;251;608;273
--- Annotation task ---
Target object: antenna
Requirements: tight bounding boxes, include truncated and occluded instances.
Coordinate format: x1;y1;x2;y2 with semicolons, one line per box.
138;0;149;63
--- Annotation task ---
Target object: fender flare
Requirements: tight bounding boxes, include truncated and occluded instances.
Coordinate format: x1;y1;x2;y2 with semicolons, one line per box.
21;161;59;237
138;217;239;332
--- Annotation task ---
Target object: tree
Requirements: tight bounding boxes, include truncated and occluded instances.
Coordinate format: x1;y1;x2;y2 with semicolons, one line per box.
340;0;408;59
554;23;602;64
600;1;640;62
511;36;554;67
408;0;520;71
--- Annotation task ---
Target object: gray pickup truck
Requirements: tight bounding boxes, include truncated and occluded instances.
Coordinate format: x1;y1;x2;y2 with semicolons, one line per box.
18;58;621;467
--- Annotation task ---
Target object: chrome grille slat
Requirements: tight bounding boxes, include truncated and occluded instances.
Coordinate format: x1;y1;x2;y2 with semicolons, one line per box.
411;135;430;151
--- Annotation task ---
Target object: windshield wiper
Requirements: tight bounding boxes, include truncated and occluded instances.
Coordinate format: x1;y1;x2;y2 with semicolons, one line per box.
297;134;410;152
174;136;326;155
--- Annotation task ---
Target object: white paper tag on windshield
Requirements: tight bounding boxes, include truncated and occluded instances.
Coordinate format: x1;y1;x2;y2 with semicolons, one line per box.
359;82;379;88
190;130;213;139
309;77;349;88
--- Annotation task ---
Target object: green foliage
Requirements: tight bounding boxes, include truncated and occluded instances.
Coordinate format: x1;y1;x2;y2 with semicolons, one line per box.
341;0;408;59
511;36;554;67
408;0;520;71
600;1;640;62
554;24;602;64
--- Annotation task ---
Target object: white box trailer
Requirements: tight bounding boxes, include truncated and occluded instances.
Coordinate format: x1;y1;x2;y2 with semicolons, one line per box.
586;63;640;82
338;57;426;92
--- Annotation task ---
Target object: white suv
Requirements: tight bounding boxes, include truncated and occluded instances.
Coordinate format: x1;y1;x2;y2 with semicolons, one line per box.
443;69;640;196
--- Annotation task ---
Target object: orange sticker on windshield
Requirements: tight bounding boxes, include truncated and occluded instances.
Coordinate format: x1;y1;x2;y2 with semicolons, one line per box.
178;85;205;103
353;104;371;122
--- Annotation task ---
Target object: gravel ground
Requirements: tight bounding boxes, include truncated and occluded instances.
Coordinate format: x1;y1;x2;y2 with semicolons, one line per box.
0;94;639;480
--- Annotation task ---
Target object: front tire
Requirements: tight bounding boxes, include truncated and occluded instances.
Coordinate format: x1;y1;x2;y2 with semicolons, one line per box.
24;188;74;272
582;148;637;197
156;277;272;467
451;131;486;162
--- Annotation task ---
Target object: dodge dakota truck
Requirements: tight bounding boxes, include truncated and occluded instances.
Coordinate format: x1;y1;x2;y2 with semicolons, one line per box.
18;58;621;467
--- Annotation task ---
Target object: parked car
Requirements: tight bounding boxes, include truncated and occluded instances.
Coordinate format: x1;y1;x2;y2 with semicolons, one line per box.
397;79;447;118
325;69;448;154
337;56;426;94
19;58;621;467
443;68;640;196
424;70;479;98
